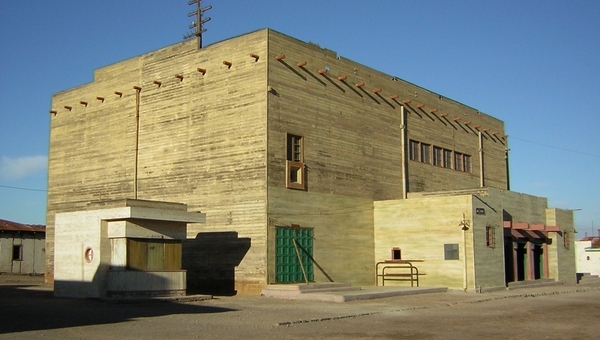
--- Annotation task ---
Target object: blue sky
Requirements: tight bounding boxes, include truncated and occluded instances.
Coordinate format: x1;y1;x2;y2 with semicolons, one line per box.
1;1;599;237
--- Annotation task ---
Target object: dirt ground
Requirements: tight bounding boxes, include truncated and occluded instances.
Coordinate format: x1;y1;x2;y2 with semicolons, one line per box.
1;274;599;339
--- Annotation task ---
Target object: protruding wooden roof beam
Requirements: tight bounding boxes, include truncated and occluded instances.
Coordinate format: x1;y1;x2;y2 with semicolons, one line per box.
223;61;232;69
275;54;285;61
250;53;260;62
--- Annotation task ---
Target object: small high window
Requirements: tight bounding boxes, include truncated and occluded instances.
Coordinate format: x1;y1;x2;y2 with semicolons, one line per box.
391;247;402;260
443;149;452;169
420;143;431;164
12;245;23;261
287;134;303;163
464;155;472;173
454;152;463;171
409;140;419;161
486;225;495;248
444;244;459;260
433;146;442;166
286;134;305;190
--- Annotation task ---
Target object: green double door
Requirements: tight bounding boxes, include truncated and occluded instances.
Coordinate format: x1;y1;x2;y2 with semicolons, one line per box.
275;227;314;283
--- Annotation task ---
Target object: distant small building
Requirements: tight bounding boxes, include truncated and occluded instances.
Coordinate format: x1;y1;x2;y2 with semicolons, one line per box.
0;219;45;275
575;232;600;276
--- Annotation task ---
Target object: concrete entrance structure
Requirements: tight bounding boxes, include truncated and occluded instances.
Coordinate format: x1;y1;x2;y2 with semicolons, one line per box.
53;199;205;298
374;188;575;291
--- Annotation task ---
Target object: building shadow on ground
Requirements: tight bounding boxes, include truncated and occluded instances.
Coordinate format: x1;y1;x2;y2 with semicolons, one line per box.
0;284;235;334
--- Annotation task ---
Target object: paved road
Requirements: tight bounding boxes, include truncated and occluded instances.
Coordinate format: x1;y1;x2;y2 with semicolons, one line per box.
1;275;599;339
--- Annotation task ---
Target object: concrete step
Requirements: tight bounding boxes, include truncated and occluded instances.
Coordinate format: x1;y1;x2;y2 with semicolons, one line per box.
261;283;361;298
507;279;562;290
296;286;448;303
263;282;353;292
261;283;448;302
577;273;600;285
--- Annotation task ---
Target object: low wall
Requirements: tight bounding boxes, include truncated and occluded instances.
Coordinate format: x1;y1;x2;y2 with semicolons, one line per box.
107;270;186;297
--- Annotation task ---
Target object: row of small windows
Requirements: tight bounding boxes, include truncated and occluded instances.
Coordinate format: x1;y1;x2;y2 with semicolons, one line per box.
409;140;471;173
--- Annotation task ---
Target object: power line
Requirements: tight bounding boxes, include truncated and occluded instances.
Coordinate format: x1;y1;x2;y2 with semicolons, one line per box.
0;184;47;192
510;136;600;158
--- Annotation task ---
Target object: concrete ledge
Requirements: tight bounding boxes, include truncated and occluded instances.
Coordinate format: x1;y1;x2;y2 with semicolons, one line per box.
262;283;448;303
507;279;562;290
103;293;213;304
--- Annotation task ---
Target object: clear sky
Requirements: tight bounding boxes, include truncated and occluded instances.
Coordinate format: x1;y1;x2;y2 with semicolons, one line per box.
1;1;599;237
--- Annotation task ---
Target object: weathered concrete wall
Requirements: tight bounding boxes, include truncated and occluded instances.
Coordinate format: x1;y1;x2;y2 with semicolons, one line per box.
267;188;375;285
265;30;508;287
374;196;475;289
469;190;506;289
48;31;269;293
546;208;576;283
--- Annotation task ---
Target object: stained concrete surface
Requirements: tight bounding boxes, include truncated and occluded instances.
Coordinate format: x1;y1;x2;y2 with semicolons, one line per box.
1;274;599;339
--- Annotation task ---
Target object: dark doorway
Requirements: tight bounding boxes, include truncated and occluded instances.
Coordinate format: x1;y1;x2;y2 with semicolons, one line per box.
533;244;543;280
504;237;514;285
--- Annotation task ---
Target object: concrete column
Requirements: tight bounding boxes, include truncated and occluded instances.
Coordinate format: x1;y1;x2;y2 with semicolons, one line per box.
513;241;519;281
543;242;549;279
526;241;534;280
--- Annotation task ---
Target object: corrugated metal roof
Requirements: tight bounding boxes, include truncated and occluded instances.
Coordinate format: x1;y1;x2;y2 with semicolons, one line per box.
579;236;600;248
0;219;45;233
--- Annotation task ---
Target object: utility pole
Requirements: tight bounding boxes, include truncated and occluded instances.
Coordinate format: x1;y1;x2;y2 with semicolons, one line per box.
184;0;212;49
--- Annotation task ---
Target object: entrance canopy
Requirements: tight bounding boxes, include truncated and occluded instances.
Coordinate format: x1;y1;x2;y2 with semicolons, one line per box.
503;221;560;241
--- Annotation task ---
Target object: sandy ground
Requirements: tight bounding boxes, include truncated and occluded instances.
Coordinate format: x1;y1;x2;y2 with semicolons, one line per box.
1;274;599;339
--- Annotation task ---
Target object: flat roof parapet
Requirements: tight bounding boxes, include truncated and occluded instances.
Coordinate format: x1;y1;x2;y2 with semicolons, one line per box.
87;198;188;211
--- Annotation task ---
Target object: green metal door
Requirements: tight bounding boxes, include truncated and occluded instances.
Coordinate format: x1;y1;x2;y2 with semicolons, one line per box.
276;227;313;282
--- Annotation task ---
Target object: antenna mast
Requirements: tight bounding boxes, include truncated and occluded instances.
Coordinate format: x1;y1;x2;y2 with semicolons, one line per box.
184;0;212;49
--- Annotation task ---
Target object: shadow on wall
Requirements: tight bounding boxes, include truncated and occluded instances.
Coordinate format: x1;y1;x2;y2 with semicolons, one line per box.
183;232;251;296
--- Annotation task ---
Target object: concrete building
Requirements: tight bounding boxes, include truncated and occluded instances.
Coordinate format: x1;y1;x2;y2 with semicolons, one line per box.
53;199;206;298
47;29;576;294
575;232;600;277
0;219;45;275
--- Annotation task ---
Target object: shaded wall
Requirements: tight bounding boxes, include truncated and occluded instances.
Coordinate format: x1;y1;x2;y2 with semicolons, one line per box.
182;232;251;295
